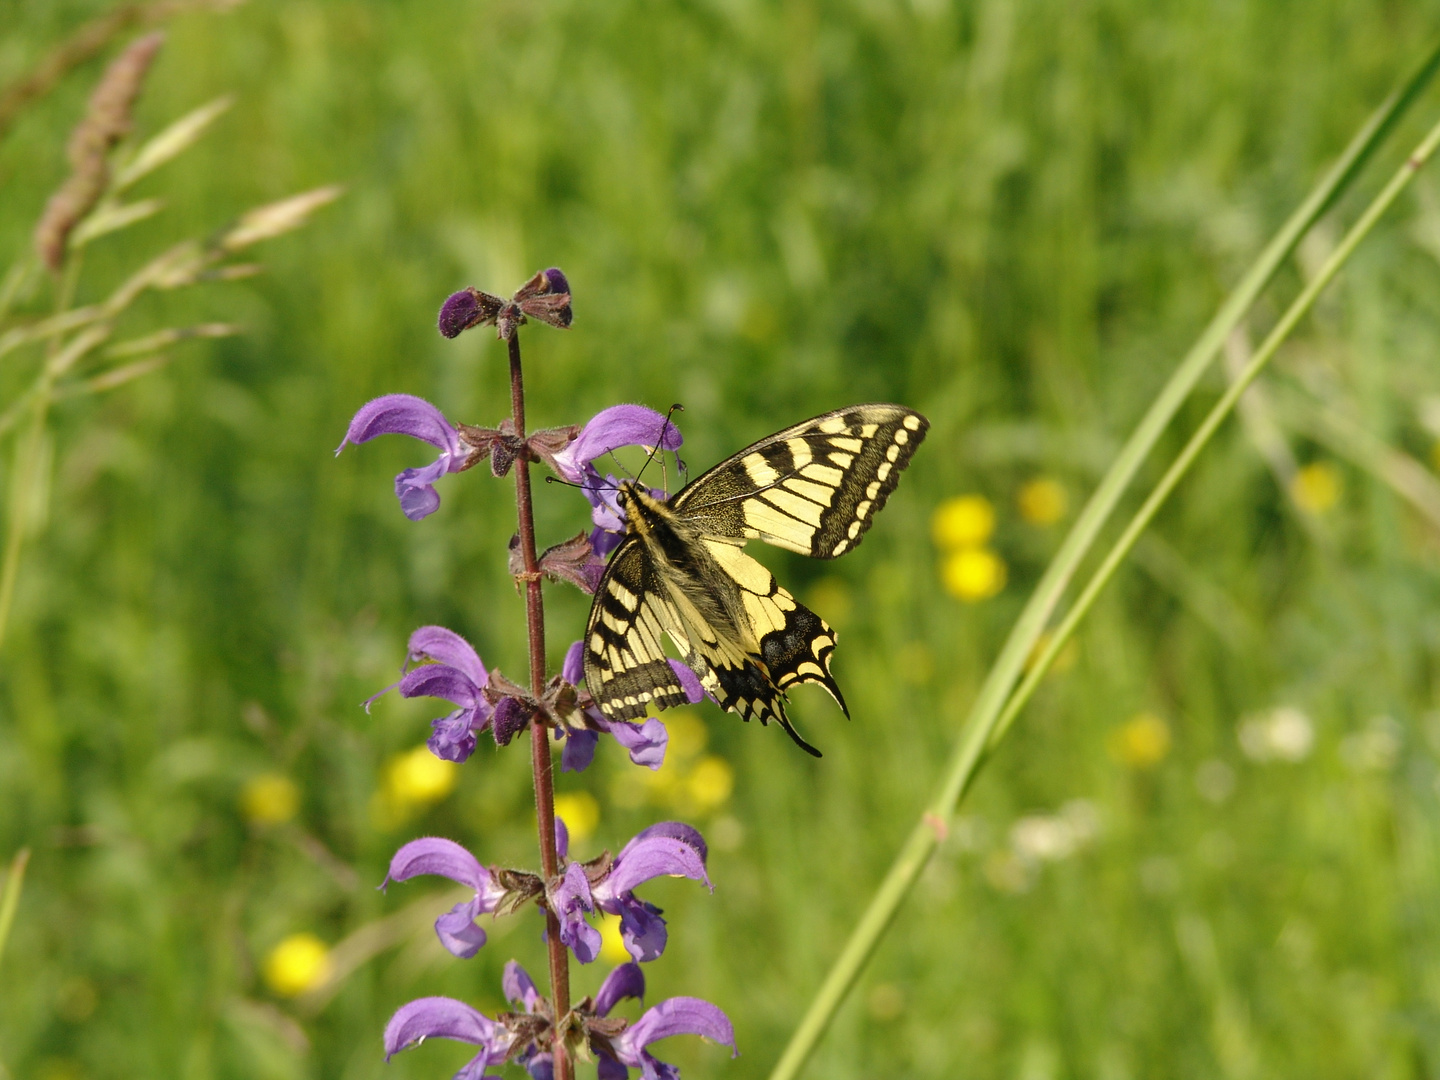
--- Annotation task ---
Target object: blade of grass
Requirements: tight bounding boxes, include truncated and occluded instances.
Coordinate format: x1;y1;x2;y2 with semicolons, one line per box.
769;39;1440;1080
0;849;31;974
991;112;1440;757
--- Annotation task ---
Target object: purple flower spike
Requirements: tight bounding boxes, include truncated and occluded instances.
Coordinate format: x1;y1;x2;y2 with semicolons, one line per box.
383;997;513;1080
369;626;492;763
336;394;469;520
603;997;737;1080
551;405;684;485
383;837;507;958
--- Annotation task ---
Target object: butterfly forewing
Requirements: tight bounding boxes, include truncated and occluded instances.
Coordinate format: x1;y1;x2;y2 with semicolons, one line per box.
584;538;692;722
671;404;928;558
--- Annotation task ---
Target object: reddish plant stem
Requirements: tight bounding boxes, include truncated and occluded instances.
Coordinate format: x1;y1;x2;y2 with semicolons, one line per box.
507;331;573;1080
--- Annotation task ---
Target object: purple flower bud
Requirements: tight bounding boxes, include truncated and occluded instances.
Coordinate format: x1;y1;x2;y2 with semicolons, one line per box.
543;267;570;296
492;696;529;747
438;286;504;339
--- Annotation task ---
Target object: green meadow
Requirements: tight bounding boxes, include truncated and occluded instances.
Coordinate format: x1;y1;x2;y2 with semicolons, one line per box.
5;1;1440;1077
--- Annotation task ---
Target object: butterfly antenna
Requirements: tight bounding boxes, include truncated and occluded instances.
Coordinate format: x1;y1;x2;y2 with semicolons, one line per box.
545;476;620;493
633;403;684;490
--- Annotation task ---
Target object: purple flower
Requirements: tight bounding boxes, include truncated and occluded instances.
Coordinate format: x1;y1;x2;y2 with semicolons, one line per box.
369;626;493;763
558;641;705;774
546;820;711;964
502;961;556;1080
548;406;685;554
552;862;604;963
603;996;737;1080
382;837;507;958
336;394;470;520
583;963;736;1080
383;996;513;1080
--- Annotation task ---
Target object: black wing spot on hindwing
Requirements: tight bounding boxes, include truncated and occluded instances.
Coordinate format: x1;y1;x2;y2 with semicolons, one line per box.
759;601;847;718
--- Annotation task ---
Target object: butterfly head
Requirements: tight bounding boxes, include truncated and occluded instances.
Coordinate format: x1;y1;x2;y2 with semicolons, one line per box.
614;479;671;538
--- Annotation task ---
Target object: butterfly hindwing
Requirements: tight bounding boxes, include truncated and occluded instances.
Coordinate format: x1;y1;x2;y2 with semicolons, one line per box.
584;538;692;722
672;404;928;558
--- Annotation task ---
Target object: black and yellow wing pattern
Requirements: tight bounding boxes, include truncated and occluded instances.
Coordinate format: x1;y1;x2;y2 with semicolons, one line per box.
583;404;928;755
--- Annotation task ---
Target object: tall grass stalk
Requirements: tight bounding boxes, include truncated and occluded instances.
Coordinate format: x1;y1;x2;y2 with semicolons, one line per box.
0;848;31;974
770;44;1440;1080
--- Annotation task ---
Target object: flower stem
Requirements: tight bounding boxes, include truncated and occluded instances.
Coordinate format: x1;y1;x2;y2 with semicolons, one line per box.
507;331;573;1080
768;39;1440;1080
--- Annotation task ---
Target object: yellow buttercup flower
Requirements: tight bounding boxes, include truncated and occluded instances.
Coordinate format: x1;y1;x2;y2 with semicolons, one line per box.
1108;713;1171;769
686;756;734;811
1018;478;1067;525
554;791;600;842
598;913;631;964
931;495;995;549
263;933;333;997
241;773;299;825
385;745;457;806
942;547;1007;601
1290;462;1341;514
663;709;708;761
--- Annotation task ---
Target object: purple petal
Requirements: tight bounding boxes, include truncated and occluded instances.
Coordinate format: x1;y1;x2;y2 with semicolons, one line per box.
598;824;710;899
668;661;704;705
627;822;709;865
562;640;585;685
384;837;489;892
583;473;628;531
590;524;625;558
503;960;542;1012
395;456;451;521
337;394;462;457
554;816;570;861
383;996;509;1059
612;998;736;1067
407;626;488;687
560;728;599;773
399;664;482;708
551;406;684;483
594;962;645;1017
551;863;601;964
434;897;488;958
428;709;481;763
608;719;669;771
596;1056;629;1080
522;1051;555;1080
611;895;667;963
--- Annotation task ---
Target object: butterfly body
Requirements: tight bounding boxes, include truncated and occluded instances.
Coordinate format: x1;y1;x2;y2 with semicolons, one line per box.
584;404;928;756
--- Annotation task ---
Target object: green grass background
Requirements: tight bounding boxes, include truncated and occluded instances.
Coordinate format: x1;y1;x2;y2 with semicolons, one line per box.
5;0;1440;1077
